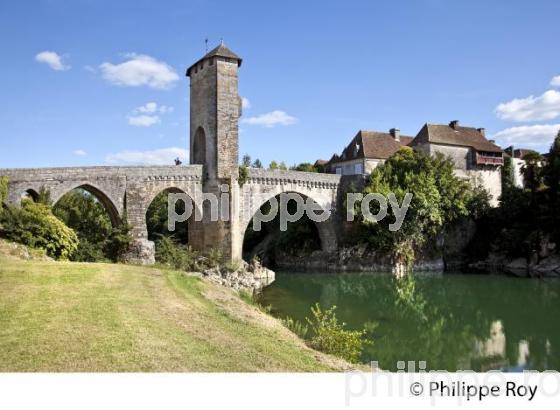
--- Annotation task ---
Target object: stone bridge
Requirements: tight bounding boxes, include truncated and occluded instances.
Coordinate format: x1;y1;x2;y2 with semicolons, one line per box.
0;165;342;264
0;44;345;264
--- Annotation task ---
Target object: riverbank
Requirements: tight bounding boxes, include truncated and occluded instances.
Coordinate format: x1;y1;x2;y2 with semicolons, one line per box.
0;243;353;372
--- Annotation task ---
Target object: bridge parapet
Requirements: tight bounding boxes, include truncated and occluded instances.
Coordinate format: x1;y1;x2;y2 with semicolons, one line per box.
245;168;340;189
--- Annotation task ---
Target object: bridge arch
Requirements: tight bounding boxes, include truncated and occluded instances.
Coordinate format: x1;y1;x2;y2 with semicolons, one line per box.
52;183;122;227
22;188;40;202
240;189;337;263
144;186;203;247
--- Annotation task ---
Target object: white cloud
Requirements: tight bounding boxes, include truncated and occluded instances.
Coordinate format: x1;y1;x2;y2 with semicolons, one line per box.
493;124;560;148
241;110;297;127
134;102;174;114
99;53;179;89
73;149;87;156
105;147;188;165
35;51;70;71
127;115;161;127
241;97;251;109
83;65;96;73
551;75;560;87
496;90;560;122
127;102;174;127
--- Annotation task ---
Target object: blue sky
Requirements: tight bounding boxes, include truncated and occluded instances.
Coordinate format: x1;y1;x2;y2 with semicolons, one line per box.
1;0;560;168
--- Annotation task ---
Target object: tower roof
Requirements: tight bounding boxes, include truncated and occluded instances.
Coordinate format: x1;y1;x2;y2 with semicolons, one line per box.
186;44;242;76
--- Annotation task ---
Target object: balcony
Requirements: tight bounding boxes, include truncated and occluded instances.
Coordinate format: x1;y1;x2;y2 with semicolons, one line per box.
475;153;504;166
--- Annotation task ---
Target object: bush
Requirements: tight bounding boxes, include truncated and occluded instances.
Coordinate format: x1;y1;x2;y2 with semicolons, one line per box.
0;176;8;206
0;200;78;260
206;247;223;268
155;236;198;271
281;316;309;339
306;303;368;363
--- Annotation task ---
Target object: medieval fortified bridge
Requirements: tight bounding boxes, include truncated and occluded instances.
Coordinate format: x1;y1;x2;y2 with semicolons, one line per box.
0;45;343;264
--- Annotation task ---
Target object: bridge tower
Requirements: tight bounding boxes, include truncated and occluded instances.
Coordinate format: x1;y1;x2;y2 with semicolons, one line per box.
187;43;242;181
186;43;243;260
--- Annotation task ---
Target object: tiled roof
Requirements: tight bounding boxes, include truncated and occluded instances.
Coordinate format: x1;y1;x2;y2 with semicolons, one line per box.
412;123;503;153
331;130;413;163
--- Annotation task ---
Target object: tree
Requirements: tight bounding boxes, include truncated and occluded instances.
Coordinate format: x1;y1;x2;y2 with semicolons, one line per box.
278;161;288;170
521;151;544;198
241;153;252;167
355;148;482;264
501;156;515;195
544;131;560;203
291;162;318;172
0;199;79;260
269;161;279;170
0;176;8;207
252;159;263;168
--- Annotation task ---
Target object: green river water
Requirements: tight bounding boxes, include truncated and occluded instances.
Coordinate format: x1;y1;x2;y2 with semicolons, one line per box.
259;272;560;371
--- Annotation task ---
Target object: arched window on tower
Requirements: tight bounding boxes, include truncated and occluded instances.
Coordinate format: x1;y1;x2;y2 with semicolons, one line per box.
192;127;206;165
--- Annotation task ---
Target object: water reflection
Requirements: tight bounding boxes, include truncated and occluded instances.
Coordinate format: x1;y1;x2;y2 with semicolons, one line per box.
259;272;560;371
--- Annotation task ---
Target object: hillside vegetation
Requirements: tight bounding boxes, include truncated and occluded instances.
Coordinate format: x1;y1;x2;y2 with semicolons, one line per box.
0;241;350;372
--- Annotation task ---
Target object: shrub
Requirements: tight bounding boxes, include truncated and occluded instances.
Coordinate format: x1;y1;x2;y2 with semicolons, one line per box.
206;247;223;268
105;220;132;262
238;165;249;186
0;200;78;260
306;303;368;363
0;176;8;207
155;236;198;271
281;316;309;339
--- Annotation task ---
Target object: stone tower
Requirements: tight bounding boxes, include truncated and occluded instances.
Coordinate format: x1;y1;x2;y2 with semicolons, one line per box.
187;43;242;181
186;44;243;260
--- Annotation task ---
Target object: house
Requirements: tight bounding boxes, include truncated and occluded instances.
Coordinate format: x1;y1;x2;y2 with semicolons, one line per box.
327;128;413;175
327;120;505;205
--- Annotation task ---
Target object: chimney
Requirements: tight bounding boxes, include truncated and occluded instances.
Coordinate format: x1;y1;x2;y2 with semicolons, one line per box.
477;128;486;137
449;120;460;129
389;128;401;142
489;139;496;144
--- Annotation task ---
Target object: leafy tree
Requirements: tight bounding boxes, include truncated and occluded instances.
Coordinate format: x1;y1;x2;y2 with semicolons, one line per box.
53;189;113;261
521;151;544;198
241;153;252;167
36;186;52;205
105;218;132;262
291;162;318;172
278;161;288;170
544;131;560;204
252;158;263;168
269;160;279;170
0;199;78;259
0;176;8;207
146;190;189;244
238;165;249;186
355;148;483;264
501;156;515;195
53;189;131;261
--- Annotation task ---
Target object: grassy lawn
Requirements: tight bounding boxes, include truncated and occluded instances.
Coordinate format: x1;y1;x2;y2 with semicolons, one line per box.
0;251;350;372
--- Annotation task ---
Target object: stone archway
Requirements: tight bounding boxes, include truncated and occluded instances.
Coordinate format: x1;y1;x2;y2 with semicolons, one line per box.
142;186;204;250
240;190;338;264
52;183;122;227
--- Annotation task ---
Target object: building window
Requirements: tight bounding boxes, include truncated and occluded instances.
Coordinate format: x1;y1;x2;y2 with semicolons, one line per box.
355;163;364;175
335;167;342;175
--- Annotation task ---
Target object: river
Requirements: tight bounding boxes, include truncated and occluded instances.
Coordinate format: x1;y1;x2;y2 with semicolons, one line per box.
259;272;560;371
